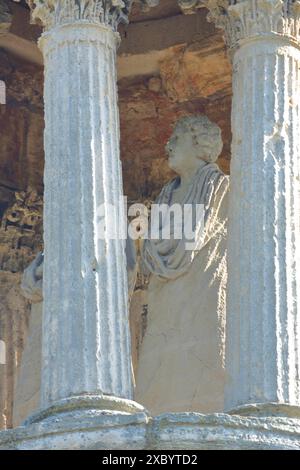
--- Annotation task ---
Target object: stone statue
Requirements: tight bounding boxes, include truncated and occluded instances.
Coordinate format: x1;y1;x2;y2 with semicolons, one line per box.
16;114;229;422
134;115;229;414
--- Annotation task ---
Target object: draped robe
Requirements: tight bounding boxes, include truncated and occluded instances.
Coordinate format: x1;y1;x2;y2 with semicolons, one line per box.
134;163;229;414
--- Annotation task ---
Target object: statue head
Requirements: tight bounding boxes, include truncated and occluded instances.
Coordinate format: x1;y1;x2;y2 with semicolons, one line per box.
165;115;223;176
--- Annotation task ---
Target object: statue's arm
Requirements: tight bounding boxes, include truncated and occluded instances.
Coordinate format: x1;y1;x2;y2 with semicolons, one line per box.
21;251;44;303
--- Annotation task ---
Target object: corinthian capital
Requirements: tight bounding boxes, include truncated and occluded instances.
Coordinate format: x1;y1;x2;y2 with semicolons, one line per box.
27;0;133;31
205;0;300;51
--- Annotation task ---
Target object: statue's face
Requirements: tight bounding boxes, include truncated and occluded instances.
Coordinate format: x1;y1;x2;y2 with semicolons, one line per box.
166;129;195;174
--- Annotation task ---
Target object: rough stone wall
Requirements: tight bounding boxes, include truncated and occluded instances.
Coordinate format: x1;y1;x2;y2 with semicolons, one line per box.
0;187;42;429
0;50;44;428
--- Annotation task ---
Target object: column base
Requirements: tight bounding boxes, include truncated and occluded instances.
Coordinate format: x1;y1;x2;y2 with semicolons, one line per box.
1;409;300;449
0;394;149;450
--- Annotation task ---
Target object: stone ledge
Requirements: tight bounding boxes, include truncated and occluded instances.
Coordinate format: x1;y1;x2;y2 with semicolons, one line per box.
1;410;300;450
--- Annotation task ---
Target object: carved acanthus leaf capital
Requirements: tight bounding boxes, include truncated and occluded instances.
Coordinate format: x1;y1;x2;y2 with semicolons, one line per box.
205;0;300;51
27;0;133;31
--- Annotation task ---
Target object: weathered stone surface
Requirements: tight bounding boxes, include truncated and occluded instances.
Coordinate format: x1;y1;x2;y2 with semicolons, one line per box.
0;407;149;450
2;409;300;449
134;115;228;415
29;0;133;31
31;0;139;413
148;412;300;450
0;0;232;435
207;0;300;412
120;82;231;201
0;106;41;190
130;0;181;21
0;51;44;192
0;9;232;430
13;302;41;427
206;0;300;54
119;9;215;55
0;189;43;273
129;284;148;377
133;0;204;18
0;188;42;429
1;0;300;452
11;244;148;426
159;37;231;102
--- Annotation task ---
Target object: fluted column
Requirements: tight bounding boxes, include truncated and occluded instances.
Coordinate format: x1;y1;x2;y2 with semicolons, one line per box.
28;1;136;413
207;0;300;412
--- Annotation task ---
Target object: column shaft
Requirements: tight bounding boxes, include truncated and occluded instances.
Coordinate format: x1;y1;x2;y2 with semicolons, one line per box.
41;23;132;408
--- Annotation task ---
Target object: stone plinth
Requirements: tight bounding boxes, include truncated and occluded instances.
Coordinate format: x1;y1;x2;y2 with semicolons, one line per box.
26;0;137;418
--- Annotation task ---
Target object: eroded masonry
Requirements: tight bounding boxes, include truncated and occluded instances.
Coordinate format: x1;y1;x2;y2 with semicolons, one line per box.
0;0;300;450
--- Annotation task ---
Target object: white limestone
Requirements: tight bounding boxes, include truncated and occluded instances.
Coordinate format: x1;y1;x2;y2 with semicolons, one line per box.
27;0;137;413
207;0;300;412
2;410;300;449
2;0;300;450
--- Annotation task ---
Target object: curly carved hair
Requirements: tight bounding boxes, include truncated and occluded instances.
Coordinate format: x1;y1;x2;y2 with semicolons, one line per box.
173;114;223;163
